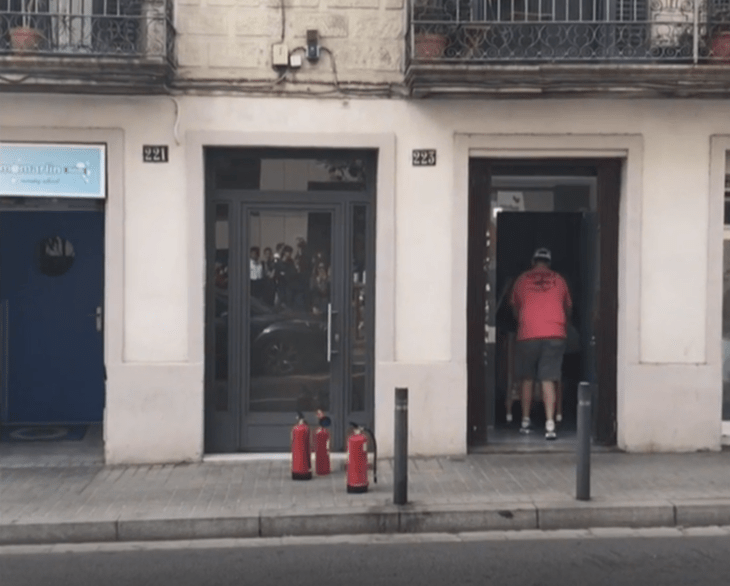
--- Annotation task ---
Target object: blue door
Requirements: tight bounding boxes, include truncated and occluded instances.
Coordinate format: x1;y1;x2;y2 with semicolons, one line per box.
0;211;104;423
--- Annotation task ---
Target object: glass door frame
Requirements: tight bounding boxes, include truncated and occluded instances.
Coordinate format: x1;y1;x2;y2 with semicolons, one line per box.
205;193;375;453
720;221;730;439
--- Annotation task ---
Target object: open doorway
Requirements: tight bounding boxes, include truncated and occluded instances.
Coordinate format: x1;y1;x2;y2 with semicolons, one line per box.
467;160;620;451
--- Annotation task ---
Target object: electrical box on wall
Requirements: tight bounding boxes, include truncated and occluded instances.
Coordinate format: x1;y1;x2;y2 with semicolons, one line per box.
306;29;320;61
272;43;288;67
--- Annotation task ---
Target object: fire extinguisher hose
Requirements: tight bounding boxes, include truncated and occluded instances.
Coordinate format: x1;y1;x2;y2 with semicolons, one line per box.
364;427;377;484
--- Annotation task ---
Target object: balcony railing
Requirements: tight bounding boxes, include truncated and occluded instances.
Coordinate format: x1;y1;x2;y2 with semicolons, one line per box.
409;0;730;63
0;0;174;65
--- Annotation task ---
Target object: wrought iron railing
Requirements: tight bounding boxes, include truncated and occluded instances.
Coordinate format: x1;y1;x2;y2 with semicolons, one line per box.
0;0;174;64
409;0;730;62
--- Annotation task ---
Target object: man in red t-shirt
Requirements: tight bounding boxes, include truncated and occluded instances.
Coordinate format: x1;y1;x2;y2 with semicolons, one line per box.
510;248;572;440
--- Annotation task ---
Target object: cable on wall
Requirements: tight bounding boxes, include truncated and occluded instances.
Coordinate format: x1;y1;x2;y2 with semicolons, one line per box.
169;95;181;146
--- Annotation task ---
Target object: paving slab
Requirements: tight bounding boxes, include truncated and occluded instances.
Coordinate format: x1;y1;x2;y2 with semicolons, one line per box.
398;502;537;533
679;526;730;537
0;521;117;546
537;500;676;530
260;506;400;538
117;516;260;542
674;499;730;527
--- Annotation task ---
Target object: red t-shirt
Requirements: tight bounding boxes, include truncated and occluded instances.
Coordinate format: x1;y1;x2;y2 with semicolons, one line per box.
510;266;572;341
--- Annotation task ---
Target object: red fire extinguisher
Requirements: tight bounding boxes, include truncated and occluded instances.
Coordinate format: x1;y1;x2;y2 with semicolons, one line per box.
347;422;377;493
291;411;312;481
315;410;332;476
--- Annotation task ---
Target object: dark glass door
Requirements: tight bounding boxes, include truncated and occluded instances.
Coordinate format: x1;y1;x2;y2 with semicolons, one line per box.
242;205;342;451
204;147;376;453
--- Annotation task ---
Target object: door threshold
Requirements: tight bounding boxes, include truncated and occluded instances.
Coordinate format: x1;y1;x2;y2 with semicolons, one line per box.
469;443;617;455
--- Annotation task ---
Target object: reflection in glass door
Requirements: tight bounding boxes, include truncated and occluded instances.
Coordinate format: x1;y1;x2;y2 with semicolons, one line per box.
242;206;346;451
247;209;335;416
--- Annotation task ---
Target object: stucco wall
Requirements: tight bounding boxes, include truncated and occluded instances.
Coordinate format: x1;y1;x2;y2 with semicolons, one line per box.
1;94;727;462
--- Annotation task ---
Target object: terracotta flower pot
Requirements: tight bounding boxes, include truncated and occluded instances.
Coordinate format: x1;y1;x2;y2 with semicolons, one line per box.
710;31;730;63
9;26;43;53
414;33;447;60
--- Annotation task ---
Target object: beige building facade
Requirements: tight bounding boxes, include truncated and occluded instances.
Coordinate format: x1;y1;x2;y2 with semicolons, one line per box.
1;0;729;463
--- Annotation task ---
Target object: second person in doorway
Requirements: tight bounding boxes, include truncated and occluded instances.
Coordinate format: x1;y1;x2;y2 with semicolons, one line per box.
510;247;572;440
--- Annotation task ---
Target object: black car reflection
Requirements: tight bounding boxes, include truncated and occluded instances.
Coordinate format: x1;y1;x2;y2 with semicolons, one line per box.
250;297;328;376
215;293;328;378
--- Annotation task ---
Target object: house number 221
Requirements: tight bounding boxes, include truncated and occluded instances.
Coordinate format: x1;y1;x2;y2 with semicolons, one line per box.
143;145;169;163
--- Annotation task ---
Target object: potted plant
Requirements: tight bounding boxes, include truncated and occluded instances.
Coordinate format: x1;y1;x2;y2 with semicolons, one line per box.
9;0;44;54
708;0;730;62
412;0;451;59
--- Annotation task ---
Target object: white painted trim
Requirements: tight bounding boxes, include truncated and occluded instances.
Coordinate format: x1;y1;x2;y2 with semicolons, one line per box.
712;137;730;426
185;131;397;454
454;133;642;447
0;126;125;462
469;148;632;159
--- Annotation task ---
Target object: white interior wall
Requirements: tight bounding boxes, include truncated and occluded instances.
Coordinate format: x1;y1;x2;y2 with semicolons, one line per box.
1;95;728;461
249;212;308;252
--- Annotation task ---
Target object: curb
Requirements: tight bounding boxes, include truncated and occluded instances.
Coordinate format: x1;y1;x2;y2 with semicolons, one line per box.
2;500;730;546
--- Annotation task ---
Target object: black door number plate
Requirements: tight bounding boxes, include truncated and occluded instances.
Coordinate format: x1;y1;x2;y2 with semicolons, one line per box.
143;145;169;163
412;149;436;166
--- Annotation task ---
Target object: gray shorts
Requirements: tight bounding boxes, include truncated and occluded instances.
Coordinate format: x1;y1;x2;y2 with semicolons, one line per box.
515;338;566;382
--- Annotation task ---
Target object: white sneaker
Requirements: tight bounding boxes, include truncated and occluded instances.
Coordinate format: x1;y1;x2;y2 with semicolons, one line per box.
505;412;513;423
556;413;563;423
519;417;531;434
545;419;556;440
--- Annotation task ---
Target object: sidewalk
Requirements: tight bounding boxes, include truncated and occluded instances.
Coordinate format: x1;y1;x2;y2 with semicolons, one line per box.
2;447;730;545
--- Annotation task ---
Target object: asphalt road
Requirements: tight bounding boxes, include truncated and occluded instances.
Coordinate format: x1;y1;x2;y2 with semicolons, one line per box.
2;531;730;586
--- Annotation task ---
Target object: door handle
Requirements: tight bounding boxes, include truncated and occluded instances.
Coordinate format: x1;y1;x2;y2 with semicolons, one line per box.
88;306;102;332
326;303;339;362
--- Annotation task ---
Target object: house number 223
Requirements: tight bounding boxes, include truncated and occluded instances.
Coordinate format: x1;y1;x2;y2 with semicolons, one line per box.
412;149;436;166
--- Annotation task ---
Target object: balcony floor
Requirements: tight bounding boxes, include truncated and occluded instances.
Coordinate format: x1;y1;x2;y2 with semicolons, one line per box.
406;61;730;98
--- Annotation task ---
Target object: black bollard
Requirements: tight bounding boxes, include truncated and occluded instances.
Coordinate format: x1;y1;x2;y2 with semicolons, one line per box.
394;387;408;505
576;382;592;501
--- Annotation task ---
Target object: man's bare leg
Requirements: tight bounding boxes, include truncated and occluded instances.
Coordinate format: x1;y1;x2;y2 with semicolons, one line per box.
521;378;533;425
555;381;563;422
542;380;555;420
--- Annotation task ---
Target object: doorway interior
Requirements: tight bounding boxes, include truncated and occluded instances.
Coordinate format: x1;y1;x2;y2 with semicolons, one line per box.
467;160;620;451
204;148;376;454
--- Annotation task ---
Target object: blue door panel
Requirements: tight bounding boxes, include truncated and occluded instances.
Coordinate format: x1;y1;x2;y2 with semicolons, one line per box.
0;211;104;423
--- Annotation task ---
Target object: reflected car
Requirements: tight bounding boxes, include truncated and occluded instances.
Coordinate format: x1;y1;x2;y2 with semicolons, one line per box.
215;292;328;377
250;297;328;376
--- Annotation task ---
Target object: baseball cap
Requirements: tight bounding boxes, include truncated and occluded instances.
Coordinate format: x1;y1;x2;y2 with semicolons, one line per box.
532;247;552;263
